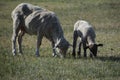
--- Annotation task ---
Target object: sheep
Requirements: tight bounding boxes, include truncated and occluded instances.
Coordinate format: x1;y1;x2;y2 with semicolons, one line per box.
11;3;45;55
72;20;103;58
11;3;70;58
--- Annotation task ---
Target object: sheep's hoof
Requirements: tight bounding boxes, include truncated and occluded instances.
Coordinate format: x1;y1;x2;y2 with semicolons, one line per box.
90;55;93;58
52;53;59;58
72;55;76;59
84;54;87;57
12;50;16;56
13;53;16;56
53;55;57;57
18;53;23;56
35;51;40;57
72;52;76;58
78;55;81;59
35;54;40;57
71;55;75;59
60;55;64;58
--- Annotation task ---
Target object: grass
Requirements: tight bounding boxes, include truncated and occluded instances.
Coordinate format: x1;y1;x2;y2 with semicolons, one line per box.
0;0;120;80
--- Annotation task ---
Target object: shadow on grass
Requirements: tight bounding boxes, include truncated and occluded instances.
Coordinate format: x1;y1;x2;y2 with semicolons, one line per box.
65;54;120;62
97;56;120;62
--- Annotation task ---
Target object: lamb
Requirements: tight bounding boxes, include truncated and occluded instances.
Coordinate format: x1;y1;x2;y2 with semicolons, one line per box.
72;20;103;58
11;3;70;58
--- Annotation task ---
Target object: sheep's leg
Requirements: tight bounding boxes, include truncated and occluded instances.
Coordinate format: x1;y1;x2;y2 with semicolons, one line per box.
52;42;57;57
35;32;43;57
72;31;78;58
18;30;25;55
77;42;82;58
12;15;20;56
83;42;87;57
12;29;19;56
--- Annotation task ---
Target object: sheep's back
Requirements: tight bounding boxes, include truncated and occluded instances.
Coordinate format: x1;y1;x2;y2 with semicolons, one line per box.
11;3;45;19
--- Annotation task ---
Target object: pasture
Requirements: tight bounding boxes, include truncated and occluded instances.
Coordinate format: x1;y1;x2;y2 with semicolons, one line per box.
0;0;120;80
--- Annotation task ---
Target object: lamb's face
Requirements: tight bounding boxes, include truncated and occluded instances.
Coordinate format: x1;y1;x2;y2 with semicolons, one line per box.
89;44;103;57
89;44;98;57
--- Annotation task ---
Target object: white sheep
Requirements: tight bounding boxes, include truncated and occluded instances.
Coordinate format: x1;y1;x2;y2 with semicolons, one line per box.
72;20;103;58
11;3;70;58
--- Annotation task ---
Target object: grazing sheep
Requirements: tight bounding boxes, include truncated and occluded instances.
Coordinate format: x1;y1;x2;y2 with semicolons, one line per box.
11;3;70;58
72;20;103;58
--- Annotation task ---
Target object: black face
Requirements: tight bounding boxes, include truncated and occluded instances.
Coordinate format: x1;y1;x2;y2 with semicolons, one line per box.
60;46;68;57
89;44;98;57
88;44;103;57
56;42;69;58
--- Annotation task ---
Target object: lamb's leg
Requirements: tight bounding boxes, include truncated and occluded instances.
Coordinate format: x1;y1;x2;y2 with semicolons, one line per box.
83;42;87;57
77;42;82;58
35;32;43;57
18;30;25;55
72;31;78;58
90;52;93;58
12;15;20;56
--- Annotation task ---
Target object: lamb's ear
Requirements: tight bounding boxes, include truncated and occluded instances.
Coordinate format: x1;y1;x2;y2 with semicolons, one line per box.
97;44;103;47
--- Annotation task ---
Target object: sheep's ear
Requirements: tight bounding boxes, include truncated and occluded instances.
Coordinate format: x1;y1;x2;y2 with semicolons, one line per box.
55;39;61;48
97;44;103;47
56;44;61;48
54;44;60;49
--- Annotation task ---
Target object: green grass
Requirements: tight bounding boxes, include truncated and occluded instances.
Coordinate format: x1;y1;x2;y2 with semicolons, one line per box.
0;0;120;80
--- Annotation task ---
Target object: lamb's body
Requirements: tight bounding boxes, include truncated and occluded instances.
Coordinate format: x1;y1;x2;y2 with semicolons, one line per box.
11;3;69;57
72;20;103;58
74;20;96;45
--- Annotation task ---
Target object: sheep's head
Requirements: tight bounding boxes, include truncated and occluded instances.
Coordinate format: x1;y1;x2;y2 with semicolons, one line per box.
86;44;103;57
55;39;70;58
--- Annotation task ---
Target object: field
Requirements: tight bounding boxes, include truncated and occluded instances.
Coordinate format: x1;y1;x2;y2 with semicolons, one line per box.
0;0;120;80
